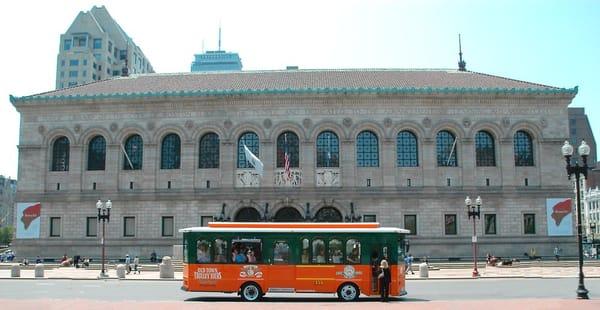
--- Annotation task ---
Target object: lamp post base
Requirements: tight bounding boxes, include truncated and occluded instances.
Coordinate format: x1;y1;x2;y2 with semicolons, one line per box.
577;286;589;299
472;270;480;278
98;271;109;279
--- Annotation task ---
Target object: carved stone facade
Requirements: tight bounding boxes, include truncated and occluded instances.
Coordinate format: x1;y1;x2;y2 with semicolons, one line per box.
10;69;579;260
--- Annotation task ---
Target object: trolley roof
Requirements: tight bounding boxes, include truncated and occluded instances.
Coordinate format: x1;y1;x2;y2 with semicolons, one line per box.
179;222;409;234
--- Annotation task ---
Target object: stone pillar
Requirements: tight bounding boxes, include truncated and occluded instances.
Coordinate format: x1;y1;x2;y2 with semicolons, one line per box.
10;264;20;277
181;142;195;188
159;256;174;278
500;138;515;186
34;264;44;278
419;263;429;278
221;141;234;187
116;264;126;278
301;140;315;186
261;140;274;187
382;139;396;186
461;138;475;186
69;145;83;191
422;138;436;186
341;140;356;187
144;143;158;190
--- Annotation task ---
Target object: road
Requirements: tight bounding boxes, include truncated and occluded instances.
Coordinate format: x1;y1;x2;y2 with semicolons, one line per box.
1;278;599;301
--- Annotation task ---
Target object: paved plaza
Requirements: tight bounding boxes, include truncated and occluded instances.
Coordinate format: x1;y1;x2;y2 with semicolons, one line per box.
2;262;600;280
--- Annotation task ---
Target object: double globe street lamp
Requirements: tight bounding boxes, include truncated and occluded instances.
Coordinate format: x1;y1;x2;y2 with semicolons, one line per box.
465;195;482;277
561;140;590;299
96;199;112;278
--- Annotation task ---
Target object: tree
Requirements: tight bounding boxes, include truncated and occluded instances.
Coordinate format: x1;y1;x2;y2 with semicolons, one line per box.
0;226;14;245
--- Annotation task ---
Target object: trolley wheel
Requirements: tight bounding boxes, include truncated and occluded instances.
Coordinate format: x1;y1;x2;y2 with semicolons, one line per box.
240;282;262;302
337;282;360;301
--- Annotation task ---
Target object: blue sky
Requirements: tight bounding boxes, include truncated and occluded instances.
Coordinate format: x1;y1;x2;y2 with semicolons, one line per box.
0;0;599;178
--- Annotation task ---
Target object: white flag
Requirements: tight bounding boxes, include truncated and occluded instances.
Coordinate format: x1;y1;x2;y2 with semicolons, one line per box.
243;145;264;177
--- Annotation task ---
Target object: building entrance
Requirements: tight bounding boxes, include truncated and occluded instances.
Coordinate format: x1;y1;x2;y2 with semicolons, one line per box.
234;207;261;222
273;207;304;222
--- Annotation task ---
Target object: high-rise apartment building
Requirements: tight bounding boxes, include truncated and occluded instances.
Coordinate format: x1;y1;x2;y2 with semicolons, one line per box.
56;6;154;89
0;175;17;227
568;107;596;166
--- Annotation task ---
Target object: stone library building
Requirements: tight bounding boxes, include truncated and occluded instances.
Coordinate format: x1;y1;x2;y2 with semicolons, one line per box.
10;68;578;259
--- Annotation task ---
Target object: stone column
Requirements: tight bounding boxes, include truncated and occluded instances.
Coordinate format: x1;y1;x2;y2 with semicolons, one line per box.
499;138;515;186
69;145;83;191
382;138;396;186
341;139;356;187
181;142;195;188
261;140;274;187
106;144;120;191
221;141;234;187
302;140;315;187
462;138;475;186
422;138;436;186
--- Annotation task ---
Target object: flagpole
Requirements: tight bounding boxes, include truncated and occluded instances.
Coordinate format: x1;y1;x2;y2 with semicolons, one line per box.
120;143;134;169
446;138;457;166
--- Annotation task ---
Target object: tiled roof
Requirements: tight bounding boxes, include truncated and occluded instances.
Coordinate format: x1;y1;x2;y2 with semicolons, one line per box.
12;69;576;103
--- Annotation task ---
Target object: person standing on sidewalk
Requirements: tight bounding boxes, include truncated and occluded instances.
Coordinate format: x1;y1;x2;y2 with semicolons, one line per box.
404;253;414;274
554;246;561;261
125;254;131;274
378;259;391;302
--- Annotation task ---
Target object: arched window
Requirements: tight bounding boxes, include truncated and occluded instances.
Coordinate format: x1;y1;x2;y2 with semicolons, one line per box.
356;130;379;167
273;207;303;222
161;133;181;169
234;207;261;222
199;132;219;168
315;207;343;222
87;135;106;171
436;130;458;167
123;134;143;170
276;131;299;168
238;132;259;168
514;130;534;166
397;130;418;167
475;131;496;166
51;136;70;171
316;131;339;168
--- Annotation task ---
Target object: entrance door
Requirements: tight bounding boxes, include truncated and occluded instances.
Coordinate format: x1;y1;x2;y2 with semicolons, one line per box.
368;244;390;294
268;240;295;292
273;207;304;222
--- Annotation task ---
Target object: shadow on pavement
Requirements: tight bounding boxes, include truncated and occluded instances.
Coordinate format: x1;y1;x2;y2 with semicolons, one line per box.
185;296;429;303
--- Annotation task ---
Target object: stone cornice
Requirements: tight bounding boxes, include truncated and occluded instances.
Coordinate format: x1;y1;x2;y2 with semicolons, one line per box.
10;86;578;106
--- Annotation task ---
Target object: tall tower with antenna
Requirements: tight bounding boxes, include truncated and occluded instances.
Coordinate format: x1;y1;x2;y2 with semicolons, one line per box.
191;26;242;72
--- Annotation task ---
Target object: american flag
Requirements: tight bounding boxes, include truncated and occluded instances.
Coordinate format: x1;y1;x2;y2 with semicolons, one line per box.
284;152;291;180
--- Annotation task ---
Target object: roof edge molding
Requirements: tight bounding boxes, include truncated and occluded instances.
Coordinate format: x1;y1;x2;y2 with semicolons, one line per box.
10;86;578;104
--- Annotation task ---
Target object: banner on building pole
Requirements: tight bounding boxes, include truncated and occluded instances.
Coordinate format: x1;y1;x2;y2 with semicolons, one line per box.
15;202;41;239
546;198;573;236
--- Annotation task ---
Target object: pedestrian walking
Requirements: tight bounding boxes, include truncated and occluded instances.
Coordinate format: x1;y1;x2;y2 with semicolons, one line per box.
133;256;140;274
125;254;131;274
378;259;391;302
554;246;561;261
404;253;414;274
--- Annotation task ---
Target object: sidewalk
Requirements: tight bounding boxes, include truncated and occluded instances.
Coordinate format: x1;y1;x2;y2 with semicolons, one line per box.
406;264;600;279
2;263;600;280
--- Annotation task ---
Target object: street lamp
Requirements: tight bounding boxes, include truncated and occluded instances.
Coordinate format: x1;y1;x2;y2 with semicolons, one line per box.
591;222;597;259
562;140;590;299
465;195;481;277
96;199;112;278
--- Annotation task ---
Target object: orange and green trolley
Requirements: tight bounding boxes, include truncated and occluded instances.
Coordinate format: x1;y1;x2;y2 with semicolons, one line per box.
180;222;409;301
